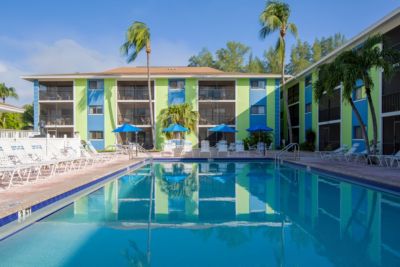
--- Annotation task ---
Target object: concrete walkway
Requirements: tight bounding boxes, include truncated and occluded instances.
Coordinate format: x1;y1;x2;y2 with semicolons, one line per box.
0;156;139;218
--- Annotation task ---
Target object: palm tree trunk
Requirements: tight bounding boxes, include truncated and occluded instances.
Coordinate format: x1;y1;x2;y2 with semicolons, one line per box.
146;49;155;150
348;98;371;154
365;87;378;154
281;50;293;144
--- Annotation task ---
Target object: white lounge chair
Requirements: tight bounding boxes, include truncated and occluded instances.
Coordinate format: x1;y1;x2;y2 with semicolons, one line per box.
181;141;193;157
161;141;176;157
217;142;228;156
235;141;246;155
384;151;400;168
200;140;211;157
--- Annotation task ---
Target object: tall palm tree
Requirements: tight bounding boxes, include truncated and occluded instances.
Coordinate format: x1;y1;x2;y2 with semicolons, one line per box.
338;35;400;154
121;21;155;149
260;0;298;143
158;103;199;139
314;59;371;154
0;83;18;103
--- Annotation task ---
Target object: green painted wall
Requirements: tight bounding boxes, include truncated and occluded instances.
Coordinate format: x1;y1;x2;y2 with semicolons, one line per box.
104;79;117;148
155;78;169;149
154;164;168;220
299;77;306;143
185;78;198;147
341;94;352;148
368;67;381;142
235;164;250;219
74;79;87;140
267;78;276;146
236;79;250;140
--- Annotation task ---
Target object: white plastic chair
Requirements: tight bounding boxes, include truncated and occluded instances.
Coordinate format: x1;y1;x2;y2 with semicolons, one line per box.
200;140;211;157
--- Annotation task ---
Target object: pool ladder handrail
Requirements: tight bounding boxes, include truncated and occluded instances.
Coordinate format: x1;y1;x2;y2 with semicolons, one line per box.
275;143;300;162
128;143;153;162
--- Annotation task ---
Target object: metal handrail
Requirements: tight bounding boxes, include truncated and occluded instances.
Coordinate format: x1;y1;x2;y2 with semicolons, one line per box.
275;143;300;162
128;142;153;160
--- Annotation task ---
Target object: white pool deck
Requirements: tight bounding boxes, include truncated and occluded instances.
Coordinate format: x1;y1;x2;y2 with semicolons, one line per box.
0;151;399;220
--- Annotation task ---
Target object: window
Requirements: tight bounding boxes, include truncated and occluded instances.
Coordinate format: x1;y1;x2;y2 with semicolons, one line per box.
89;131;103;140
251;105;265;115
354;126;363;139
305;103;312;113
250;80;265;89
354;86;363;100
88;80;99;90
169;80;185;90
89;105;103;114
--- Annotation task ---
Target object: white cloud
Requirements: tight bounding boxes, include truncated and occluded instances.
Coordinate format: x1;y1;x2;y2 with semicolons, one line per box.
0;37;196;105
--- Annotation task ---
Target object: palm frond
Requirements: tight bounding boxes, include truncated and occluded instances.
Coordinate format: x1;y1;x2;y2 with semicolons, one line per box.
287;22;298;38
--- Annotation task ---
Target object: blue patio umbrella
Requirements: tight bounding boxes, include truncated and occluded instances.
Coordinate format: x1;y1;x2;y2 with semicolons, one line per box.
162;123;189;133
113;123;143;133
209;124;237;142
209;124;237;133
112;123;142;145
163;123;189;140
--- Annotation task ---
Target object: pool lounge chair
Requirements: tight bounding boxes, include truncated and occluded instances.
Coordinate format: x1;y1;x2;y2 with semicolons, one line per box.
181;141;193;157
217;143;228;156
234;141;246;156
200;140;211;157
161;141;176;157
337;143;360;161
319;145;348;160
384;151;400;168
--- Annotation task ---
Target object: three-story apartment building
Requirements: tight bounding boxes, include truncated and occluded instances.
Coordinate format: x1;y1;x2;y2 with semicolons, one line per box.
24;67;282;150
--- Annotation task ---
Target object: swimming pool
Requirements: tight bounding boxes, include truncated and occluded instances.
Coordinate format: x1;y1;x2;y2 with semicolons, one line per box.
0;161;399;266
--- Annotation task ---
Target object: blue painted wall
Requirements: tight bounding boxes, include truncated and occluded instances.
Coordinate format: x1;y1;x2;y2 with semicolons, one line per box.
168;79;185;105
305;77;313;133
249;79;267;127
352;99;368;152
275;79;281;147
33;80;39;131
87;80;104;150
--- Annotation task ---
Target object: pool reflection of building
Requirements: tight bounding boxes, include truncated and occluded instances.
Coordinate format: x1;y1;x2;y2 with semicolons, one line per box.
68;163;399;266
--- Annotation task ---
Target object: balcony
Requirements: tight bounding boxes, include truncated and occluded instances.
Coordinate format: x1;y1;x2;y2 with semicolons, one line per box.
40;102;73;126
198;81;235;101
117;81;154;100
199;115;235;125
382;92;400;113
39;82;73;101
199;102;235;125
118;115;151;125
117;102;153;125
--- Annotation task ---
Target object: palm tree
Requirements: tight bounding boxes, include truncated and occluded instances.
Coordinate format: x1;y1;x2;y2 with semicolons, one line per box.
158;103;199;139
314;59;371;154
121;21;155;149
260;0;298;143
337;35;400;154
0;83;18;103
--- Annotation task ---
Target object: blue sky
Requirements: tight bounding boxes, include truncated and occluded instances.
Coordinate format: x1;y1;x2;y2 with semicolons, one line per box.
0;0;399;105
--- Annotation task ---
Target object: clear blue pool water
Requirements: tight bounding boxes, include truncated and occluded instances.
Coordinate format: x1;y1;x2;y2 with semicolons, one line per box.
0;161;399;266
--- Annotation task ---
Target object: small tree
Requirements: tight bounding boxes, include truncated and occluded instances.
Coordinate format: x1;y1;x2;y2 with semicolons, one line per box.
158;103;199;139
